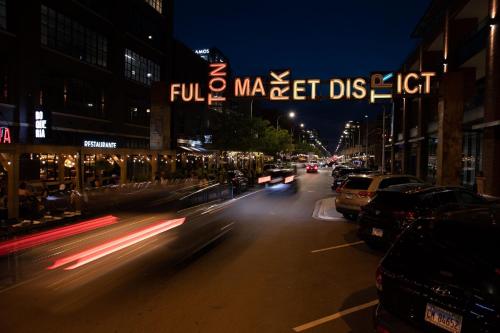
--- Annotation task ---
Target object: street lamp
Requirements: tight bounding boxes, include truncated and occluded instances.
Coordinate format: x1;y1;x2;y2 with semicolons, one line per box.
300;123;304;128
276;111;296;130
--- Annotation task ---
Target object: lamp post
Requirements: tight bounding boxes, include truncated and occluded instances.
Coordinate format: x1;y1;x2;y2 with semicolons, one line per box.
276;111;295;131
365;114;368;163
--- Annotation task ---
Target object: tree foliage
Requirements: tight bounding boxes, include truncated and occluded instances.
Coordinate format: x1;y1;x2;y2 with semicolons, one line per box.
211;112;293;154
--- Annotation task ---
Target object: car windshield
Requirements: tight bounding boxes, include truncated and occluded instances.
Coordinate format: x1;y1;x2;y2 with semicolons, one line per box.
344;177;372;190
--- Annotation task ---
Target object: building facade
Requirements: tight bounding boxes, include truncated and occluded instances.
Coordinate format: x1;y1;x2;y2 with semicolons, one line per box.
389;0;499;195
0;0;176;218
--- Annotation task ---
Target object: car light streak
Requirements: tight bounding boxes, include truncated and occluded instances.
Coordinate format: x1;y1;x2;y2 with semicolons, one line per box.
258;176;271;183
0;215;118;256
284;175;295;183
47;218;185;270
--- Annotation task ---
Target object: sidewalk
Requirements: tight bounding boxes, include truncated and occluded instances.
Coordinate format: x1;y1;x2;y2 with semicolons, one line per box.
312;197;347;221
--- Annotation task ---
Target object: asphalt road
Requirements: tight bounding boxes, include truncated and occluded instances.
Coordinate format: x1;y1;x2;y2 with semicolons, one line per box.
0;168;383;333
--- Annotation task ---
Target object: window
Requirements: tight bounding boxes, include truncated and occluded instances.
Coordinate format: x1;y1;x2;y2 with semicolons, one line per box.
344;177;372;190
378;177;411;189
124;49;160;86
0;0;6;30
66;78;105;117
145;0;162;13
41;5;108;68
456;191;485;205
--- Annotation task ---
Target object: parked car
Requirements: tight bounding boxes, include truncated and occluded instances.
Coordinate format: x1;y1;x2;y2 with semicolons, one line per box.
374;207;500;333
227;170;248;194
306;163;319;173
331;166;371;180
332;169;378;191
335;174;423;219
358;184;490;249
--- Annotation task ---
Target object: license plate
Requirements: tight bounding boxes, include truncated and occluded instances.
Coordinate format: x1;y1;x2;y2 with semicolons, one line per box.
425;303;462;333
371;228;383;237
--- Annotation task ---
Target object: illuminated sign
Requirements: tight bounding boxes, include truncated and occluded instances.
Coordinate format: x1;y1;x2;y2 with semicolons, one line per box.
83;140;117;148
0;127;11;144
35;109;47;138
194;49;210;55
170;65;436;105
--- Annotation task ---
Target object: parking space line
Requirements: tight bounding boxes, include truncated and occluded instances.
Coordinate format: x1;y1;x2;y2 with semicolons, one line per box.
310;240;364;253
292;299;379;332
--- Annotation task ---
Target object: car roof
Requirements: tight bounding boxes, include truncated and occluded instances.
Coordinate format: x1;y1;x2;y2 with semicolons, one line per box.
377;183;435;194
378;183;475;195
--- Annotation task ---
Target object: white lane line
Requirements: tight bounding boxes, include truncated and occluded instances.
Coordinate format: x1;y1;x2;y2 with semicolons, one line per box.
292;299;379;332
310;240;365;254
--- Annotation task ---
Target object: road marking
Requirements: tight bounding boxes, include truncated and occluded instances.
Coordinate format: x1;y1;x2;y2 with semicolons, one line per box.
292;299;379;332
310;240;365;253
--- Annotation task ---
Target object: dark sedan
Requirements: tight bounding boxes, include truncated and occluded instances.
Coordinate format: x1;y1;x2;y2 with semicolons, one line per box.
358;184;490;249
375;207;500;333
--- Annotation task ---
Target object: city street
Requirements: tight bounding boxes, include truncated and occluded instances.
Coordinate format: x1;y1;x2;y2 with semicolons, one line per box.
0;169;382;333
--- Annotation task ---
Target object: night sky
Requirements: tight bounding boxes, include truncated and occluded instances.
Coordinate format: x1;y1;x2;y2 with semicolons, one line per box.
174;0;432;152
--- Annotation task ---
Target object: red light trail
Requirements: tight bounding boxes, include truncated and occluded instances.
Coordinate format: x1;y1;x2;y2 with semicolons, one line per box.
47;218;185;270
0;215;118;256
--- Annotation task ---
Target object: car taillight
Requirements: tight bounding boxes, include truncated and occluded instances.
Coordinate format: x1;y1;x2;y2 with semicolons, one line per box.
375;266;383;291
375;324;391;333
314;165;318;169
336;187;342;193
306;166;310;170
393;210;416;221
358;191;375;198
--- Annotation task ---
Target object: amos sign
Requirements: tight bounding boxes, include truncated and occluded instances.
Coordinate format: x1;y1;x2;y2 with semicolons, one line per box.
170;64;436;105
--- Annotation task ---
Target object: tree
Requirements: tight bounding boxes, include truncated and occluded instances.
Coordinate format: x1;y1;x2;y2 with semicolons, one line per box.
211;112;293;155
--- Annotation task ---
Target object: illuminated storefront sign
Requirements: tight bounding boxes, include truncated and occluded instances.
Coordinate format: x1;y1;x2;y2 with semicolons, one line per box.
194;49;210;55
170;65;436;105
0;127;11;144
83;140;117;148
35;109;47;138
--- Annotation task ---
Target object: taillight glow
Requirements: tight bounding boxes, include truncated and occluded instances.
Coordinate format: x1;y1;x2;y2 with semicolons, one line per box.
375;324;391;333
284;175;294;183
358;191;375;198
0;215;118;256
258;176;271;184
393;210;416;221
47;218;185;270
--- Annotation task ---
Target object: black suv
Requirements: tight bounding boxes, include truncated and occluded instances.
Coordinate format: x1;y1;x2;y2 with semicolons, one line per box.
358;184;489;248
375;207;500;332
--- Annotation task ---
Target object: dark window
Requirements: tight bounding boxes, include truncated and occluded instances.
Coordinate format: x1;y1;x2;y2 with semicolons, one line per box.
40;5;108;68
124;49;160;86
344;177;373;190
127;98;150;124
145;0;162;13
66;78;105;117
378;177;410;189
456;190;485;205
436;190;458;205
0;0;6;30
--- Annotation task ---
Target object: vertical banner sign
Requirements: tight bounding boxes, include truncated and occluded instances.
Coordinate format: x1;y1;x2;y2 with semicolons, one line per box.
34;106;50;141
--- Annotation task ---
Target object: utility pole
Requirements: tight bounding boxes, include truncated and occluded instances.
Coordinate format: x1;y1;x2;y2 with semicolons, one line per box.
365;115;368;164
381;106;386;173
